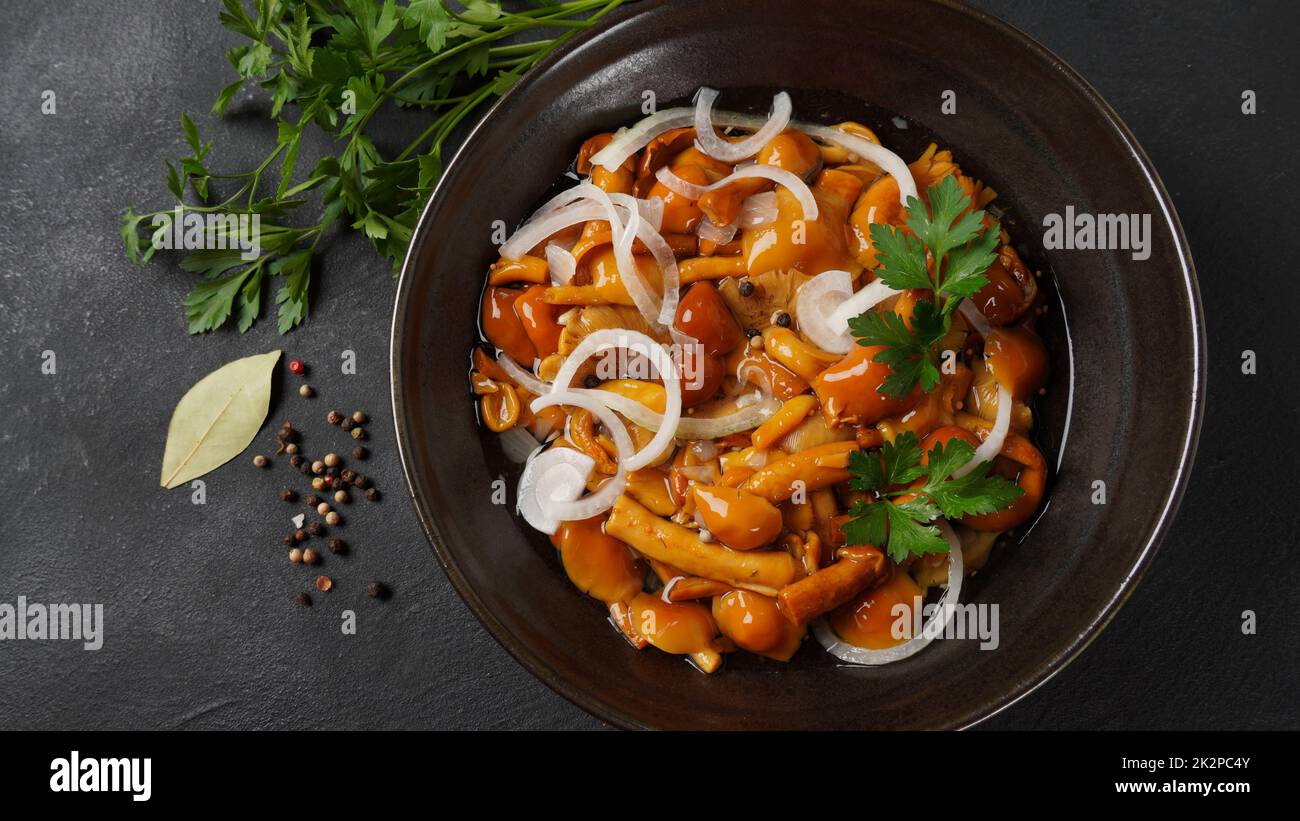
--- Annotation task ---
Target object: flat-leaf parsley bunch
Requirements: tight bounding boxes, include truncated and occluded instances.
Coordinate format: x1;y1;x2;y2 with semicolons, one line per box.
847;175;1000;396
122;0;625;334
843;432;1023;562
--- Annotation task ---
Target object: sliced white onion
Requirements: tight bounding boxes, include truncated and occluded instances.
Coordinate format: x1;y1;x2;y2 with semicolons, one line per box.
499;425;542;464
606;192;679;328
589;107;696;171
813;519;965;665
697;216;738;246
828;278;898;329
636;197;665;233
528;390;634;522
959;299;993;339
545;242;577;285
740;191;778;227
952;384;1012;479
655;165;708;199
694;88;792;163
516;447;594;534
580;388;780;440
496;353;550;397
709;164;817;221
539;329;681;471
499;201;609;260
793;270;852;354
802;123;917;207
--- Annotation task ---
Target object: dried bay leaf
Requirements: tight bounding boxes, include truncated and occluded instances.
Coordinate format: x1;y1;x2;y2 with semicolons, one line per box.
160;350;281;488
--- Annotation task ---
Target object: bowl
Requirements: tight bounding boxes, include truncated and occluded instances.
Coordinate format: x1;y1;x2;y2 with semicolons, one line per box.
390;0;1204;729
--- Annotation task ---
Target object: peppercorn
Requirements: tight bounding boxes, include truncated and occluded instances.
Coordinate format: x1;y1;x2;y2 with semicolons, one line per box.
365;487;381;502
299;462;313;476
748;335;762;350
775;311;791;328
328;538;348;555
253;454;269;468
289;548;303;564
340;467;356;484
334;490;350;504
351;411;367;424
351;446;368;460
294;529;307;543
315;575;333;593
317;502;331;516
288;359;305;375
289;454;304;468
323;476;335;489
744;327;761;338
738;279;754;297
327;410;343;425
302;548;318;565
311;477;325;491
351;427;366;440
367;582;388;600
283;534;294;546
340;418;355;432
306;521;324;537
286;443;299;455
324;452;340;467
279;426;300;444
351;474;371;489
583;375;601;389
279;488;297;503
299;384;314;398
295;592;312;606
311;460;325;475
325;511;341;526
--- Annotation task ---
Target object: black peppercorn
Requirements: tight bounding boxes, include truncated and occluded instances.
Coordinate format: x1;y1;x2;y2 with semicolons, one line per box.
306;521;324;537
367;582;388;600
327;410;343;425
738;279;754;297
306;494;321;507
340;417;355;432
299;462;313;475
340;467;356;484
365;487;381;502
328;538;348;555
295;592;312;607
279;488;297;503
351;473;371;489
744;327;760;338
283;534;294;546
289;454;304;468
775;311;791;328
280;427;300;444
352;446;368;460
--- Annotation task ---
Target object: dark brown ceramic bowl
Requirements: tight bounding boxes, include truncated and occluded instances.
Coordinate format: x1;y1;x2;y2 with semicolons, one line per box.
391;0;1203;729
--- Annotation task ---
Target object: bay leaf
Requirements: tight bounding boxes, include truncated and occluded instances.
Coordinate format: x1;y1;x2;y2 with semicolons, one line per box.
160;350;281;489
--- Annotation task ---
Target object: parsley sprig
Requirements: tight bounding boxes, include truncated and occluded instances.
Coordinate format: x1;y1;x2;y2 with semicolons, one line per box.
842;431;1023;563
847;175;1001;397
123;0;625;334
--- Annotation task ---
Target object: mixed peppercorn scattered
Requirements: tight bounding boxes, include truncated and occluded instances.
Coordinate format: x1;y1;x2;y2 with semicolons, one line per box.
256;358;391;608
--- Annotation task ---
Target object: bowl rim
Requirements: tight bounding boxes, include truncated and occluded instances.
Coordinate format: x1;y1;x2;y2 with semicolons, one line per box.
389;0;1206;730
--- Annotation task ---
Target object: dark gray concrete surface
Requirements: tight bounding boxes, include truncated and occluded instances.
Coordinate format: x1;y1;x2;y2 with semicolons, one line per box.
0;0;1295;730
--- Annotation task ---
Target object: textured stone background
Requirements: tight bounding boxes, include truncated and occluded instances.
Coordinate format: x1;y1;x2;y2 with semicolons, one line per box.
0;0;1295;729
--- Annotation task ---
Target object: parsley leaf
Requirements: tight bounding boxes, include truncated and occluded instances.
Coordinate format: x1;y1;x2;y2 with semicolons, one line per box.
842;432;1025;563
125;0;629;334
849;174;1001;396
847;298;947;396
